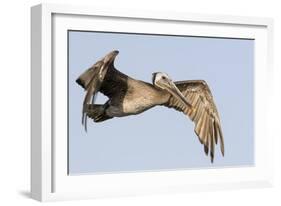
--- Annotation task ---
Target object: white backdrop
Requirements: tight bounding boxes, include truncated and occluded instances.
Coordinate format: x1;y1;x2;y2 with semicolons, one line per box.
0;0;280;205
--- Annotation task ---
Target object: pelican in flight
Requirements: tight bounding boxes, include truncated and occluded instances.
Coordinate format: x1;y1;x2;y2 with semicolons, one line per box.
76;50;224;162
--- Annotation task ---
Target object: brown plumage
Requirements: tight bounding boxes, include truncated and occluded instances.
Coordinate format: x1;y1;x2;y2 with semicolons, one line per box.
164;80;224;162
76;50;224;162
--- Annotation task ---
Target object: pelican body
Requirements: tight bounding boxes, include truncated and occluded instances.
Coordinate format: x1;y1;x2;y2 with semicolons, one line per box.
76;50;224;162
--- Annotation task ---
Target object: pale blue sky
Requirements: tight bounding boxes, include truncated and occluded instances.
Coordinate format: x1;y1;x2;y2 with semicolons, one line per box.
68;31;254;175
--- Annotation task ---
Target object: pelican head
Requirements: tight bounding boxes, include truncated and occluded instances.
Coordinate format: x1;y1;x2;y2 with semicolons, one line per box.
152;72;192;107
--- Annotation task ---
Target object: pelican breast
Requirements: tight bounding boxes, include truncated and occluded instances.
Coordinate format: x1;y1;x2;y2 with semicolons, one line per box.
121;78;169;115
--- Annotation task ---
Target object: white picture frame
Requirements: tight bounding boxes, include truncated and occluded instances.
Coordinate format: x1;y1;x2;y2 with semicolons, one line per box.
31;3;274;202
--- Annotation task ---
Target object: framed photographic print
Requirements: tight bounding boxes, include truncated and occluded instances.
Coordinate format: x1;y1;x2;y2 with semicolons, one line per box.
31;3;274;201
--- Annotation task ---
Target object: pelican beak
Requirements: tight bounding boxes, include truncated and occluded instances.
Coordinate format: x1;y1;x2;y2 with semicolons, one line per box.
164;79;192;108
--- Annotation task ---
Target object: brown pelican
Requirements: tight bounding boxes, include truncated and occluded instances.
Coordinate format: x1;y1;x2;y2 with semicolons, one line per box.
76;50;224;162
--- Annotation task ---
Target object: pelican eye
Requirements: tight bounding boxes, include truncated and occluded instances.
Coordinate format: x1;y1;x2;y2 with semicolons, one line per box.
162;76;166;79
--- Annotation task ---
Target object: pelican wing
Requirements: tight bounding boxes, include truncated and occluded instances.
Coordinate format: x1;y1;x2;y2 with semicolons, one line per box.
76;50;125;130
164;80;224;162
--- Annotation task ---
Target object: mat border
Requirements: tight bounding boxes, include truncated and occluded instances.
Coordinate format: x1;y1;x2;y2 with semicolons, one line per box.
31;3;274;201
